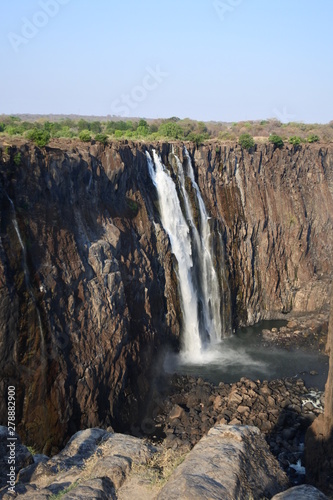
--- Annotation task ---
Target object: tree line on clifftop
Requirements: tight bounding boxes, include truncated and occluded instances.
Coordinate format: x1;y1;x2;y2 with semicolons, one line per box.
0;115;329;148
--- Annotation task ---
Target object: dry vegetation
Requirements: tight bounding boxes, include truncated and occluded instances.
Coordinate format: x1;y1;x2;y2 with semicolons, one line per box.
1;114;332;146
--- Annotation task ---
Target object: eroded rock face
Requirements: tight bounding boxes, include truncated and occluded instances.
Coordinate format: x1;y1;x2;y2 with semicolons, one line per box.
305;288;333;495
190;143;333;325
0;140;332;452
0;141;181;452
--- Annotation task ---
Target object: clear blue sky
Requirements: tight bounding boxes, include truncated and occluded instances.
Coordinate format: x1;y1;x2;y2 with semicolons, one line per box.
1;0;332;123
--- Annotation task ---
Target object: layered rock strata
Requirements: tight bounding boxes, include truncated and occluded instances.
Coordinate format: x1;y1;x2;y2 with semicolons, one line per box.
0;139;332;451
305;288;333;495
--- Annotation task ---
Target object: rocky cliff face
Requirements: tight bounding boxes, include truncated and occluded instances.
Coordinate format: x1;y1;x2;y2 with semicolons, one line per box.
305;287;333;495
0;140;181;453
190;143;333;325
0;139;332;452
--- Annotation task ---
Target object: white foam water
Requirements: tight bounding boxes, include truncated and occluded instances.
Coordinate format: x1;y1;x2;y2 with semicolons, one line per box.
147;148;230;362
147;150;202;358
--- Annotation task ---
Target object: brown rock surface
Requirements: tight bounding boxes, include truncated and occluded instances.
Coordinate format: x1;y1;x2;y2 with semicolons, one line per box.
0;141;181;452
0;428;157;499
191;142;333;325
272;484;328;499
0;140;332;453
305;288;333;495
157;425;289;500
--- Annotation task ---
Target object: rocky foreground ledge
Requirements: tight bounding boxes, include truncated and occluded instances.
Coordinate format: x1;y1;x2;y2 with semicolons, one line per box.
0;425;328;499
151;374;325;481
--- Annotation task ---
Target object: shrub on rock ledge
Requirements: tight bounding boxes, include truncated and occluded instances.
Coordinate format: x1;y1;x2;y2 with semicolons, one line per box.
26;129;50;147
79;130;92;142
289;136;302;145
307;134;320;143
269;135;284;148
239;133;255;150
94;133;108;145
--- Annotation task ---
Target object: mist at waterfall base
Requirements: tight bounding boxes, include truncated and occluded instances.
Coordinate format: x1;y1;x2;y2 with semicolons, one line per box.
163;320;329;391
146;149;328;391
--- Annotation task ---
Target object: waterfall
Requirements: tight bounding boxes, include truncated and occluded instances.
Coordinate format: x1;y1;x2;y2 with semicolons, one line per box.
182;148;223;343
147;148;227;361
147;151;202;358
6;195;46;363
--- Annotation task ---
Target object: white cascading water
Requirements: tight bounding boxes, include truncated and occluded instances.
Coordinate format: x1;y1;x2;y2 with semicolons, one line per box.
146;149;225;361
177;148;223;343
147;150;202;358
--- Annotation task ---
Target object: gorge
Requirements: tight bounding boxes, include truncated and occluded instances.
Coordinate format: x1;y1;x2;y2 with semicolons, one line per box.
0;138;332;460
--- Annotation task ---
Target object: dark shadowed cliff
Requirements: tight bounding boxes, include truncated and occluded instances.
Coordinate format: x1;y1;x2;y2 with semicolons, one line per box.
0;139;332;452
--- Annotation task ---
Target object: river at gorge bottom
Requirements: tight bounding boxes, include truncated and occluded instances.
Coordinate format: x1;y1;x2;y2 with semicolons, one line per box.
164;320;329;391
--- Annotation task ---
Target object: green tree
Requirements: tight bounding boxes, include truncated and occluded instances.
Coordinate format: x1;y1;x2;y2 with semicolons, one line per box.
90;121;102;133
79;130;91;142
150;124;158;133
26;129;50;147
5;126;20;136
114;130;124;138
197;121;207;133
158;122;183;139
187;133;207;146
78;119;90;132
49;122;63;134
115;121;129;131
138;119;148;128
289;136;301;145
94;133;108;145
9;116;21;123
105;121;117;133
61;118;76;128
269;135;284;148
43;121;54;132
0;122;6;132
307;134;319;143
239;133;255;150
136;125;150;136
106;120;134;133
54;126;76;138
20;121;34;131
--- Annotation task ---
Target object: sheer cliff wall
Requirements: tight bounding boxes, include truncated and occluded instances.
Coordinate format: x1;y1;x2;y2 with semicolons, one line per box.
0;140;332;452
190;143;333;325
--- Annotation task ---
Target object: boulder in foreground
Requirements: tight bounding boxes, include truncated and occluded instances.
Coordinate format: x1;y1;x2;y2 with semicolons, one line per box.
271;484;328;499
157;425;289;500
